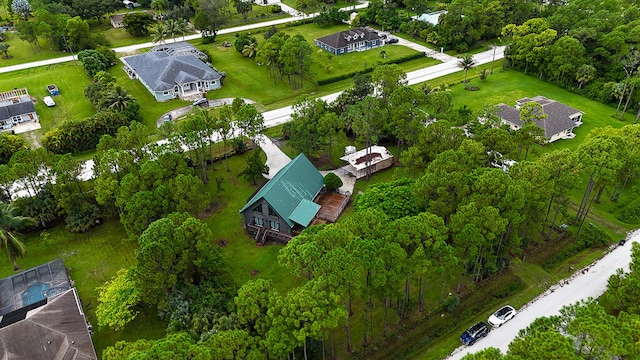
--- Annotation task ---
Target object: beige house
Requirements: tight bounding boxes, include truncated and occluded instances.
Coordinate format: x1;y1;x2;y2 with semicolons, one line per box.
340;146;394;179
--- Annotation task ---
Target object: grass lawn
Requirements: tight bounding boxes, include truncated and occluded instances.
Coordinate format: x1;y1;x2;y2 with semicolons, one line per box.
0;33;70;68
0;220;167;357
0;62;95;146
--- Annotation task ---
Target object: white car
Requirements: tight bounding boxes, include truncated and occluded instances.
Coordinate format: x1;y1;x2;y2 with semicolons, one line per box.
488;305;516;327
43;96;56;107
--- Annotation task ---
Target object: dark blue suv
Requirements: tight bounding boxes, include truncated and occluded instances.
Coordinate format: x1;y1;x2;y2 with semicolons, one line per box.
460;321;489;345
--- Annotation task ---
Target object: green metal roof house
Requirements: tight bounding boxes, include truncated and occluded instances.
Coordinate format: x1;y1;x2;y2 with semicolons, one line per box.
240;154;324;243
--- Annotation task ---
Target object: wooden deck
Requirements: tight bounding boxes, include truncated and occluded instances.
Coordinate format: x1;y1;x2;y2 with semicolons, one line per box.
315;192;350;223
0;88;28;102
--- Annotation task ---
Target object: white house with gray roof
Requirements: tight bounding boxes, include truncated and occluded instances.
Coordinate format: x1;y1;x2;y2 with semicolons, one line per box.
0;88;38;130
121;42;222;101
315;27;384;55
496;96;583;143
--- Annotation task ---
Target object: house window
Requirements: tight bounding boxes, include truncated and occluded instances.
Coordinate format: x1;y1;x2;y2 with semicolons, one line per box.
268;206;279;218
253;204;262;214
269;220;280;231
163;90;170;95
254;217;264;227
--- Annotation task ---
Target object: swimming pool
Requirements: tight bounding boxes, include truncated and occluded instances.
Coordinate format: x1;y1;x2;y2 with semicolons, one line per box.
20;282;61;306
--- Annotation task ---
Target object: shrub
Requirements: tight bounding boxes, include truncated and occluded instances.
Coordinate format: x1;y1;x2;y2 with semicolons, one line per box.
202;35;216;44
443;295;460;313
316;52;425;86
232;138;248;154
324;172;343;191
577;223;612;248
617;196;640;224
271;4;281;13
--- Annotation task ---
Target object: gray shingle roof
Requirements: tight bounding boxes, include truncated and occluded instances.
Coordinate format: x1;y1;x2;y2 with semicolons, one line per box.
497;96;582;138
316;27;382;50
0;100;35;121
0;289;96;360
122;51;221;91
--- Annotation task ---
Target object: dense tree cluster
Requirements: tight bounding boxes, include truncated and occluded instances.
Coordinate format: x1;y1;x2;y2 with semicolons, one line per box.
96;213;234;333
500;1;640;114
255;32;313;89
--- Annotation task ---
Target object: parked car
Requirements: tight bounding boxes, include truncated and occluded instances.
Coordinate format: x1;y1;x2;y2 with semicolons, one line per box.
460;321;489;345
193;98;208;107
43;96;56;107
385;37;399;44
487;305;517;328
161;114;172;123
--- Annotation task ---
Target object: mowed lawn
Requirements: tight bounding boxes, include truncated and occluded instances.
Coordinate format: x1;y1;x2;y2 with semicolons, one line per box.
0;62;95;145
443;66;636;142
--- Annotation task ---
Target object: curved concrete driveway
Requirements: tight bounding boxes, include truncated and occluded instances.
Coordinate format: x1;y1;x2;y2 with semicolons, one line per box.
156;97;255;127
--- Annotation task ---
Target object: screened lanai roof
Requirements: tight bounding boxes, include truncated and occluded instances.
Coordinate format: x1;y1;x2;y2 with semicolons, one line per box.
0;258;71;316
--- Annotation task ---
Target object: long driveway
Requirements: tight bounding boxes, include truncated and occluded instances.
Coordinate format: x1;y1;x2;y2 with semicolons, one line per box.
445;230;640;360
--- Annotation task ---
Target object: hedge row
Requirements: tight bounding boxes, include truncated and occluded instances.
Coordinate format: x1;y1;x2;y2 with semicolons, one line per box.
317;51;427;86
41;108;136;154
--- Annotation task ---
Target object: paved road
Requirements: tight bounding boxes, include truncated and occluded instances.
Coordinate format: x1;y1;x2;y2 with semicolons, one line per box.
445;230;640;360
8;45;505;198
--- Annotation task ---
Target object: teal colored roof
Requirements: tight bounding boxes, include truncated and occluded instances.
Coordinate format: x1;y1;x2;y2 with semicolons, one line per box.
240;154;324;227
289;199;321;227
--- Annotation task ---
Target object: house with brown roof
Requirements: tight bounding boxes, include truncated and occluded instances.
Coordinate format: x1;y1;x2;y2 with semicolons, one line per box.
496;96;583;143
0;259;96;359
315;27;384;55
109;10;155;28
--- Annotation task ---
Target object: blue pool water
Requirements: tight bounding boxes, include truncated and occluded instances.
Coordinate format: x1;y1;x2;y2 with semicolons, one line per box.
21;282;52;306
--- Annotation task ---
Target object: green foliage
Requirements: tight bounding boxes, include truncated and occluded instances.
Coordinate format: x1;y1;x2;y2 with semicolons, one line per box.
239;150;268;185
122;12;155;37
353;178;421;220
0;133;28;165
96;268;141;330
77;49;110;77
0;202;35;270
443;295;460;313
234;32;257;54
316;52;426;86
132;213;232;311
270;4;281;13
324;172;343;191
41;110;133;154
577;224;612;248
617;196;640;224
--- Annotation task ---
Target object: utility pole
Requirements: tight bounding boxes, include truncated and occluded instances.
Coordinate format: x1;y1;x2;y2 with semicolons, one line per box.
62;35;77;65
491;43;496;74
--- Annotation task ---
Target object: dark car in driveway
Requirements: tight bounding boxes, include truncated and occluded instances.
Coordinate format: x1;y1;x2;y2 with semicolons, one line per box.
460;321;489;346
385;37;399;44
192;98;209;107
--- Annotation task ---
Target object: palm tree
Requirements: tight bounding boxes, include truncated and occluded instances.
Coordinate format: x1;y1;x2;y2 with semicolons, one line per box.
457;53;476;89
151;23;168;44
0;43;10;59
242;41;258;58
104;87;133;112
165;19;178;43
150;0;168;16
176;18;190;41
0;203;35;270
